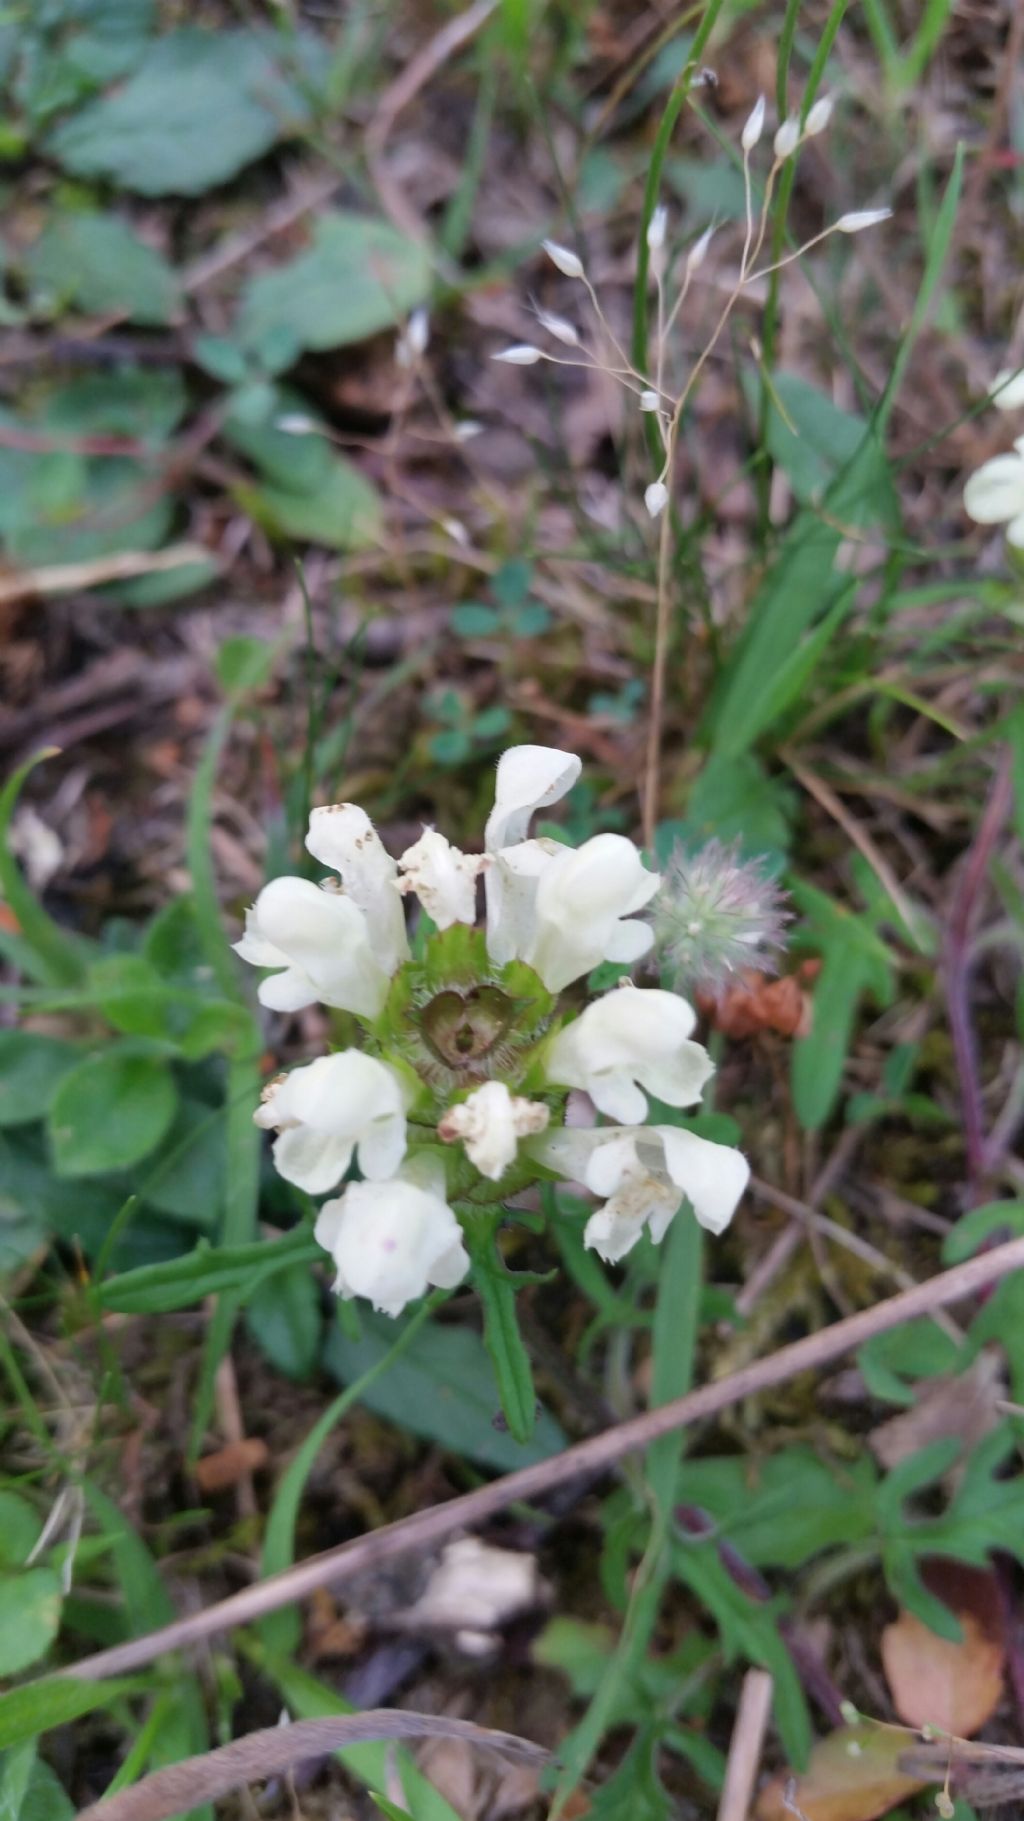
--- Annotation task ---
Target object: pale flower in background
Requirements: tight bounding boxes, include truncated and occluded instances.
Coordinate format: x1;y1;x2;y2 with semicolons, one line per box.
536;308;580;347
254;1051;408;1194
438;1080;549;1181
644;480;669;519
544;986;714;1123
835;207;892;233
233;876;390;1016
773;116;800;159
541;239;584;279
493;343;544;365
533;1123;749;1262
804;94;834;136
963;436;1024;547
314;1154;469;1316
741;94;766;151
404;1537;542;1654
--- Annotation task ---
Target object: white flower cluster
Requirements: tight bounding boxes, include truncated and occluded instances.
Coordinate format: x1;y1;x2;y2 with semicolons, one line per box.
236;746;749;1316
963;365;1024;550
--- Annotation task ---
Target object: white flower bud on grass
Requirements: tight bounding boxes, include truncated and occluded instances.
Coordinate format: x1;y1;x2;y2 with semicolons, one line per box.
686;225;715;272
741;94;766;151
835;207;893;234
644;479;669;519
773;116;800;159
639;389;660;412
542;239;584;278
536;308;580;347
493;344;544;365
646;205;668;252
964;437;1024;547
804;94;834;136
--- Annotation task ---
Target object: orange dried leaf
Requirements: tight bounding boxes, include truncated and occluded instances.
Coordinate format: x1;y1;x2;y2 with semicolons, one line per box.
193;1437;268;1492
881;1562;1005;1737
755;1725;924;1821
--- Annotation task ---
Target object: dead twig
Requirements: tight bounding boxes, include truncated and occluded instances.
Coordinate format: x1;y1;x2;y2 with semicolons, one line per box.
75;1711;551;1821
58;1234;1024;1686
715;1668;774;1821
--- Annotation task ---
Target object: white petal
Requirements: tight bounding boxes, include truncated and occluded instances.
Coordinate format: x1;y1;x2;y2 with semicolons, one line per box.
526;834;660;992
256;966;320;1013
438;1081;548;1181
233;906;290;969
964;454;1024;525
252;876;390;1017
319;1170;469;1316
1006;510;1024;548
274;1127;354;1196
545;987;711;1121
653;1127;749;1234
398;828;482;929
305;803;409;974
994;368;1024;411
484;746;582;854
484;836;561;968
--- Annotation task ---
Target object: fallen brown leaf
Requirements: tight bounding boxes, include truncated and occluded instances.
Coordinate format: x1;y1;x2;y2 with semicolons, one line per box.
755;1724;924;1821
881;1560;1005;1736
698;965;815;1041
193;1438;268;1493
869;1350;1005;1474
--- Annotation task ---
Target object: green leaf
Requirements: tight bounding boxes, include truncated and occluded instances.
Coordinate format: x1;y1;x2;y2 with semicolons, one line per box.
667;752;795;861
48;1050;177;1176
97;1230;320;1313
0;1678;138;1753
238;211;432;361
0;1034;78;1127
0;1495;41;1570
237;463;381;550
0;751;87;987
473;1253;536;1444
0;1571;62;1676
324;1311;565;1472
676;1448;879;1568
142;1099;225;1230
245;1264;321;1380
23;211;180;326
753;370;894;516
49;29;318;197
4;1753;74;1819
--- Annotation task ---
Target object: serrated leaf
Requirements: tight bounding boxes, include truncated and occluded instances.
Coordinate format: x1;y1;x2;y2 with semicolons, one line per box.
238;211;431;360
49;29;318;196
23;211;180;325
48;1050;177;1176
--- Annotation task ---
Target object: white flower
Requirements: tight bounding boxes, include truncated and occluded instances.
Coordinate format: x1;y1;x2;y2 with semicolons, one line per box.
493;344;544;365
773;116;800;159
993;367;1024;411
532;1123;749;1262
804;95;833;136
397;828;484;929
234;876;390;1017
404;1538;541;1651
536;308;579;347
305;803;409;976
483;746;659;992
963;437;1024;547
639;389;660;412
438;1080;549;1180
314;1154;469;1316
544;987;713;1123
542;239;584;279
396;308;430;366
644;480;669;519
254;1051;408;1194
835;207;892;233
741;95;766;152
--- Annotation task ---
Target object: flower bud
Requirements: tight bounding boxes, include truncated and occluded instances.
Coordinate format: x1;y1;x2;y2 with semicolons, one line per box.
542;239;584;278
644;479;669;519
493;343;544;364
993;367;1024;411
639;389;660;412
741;94;766;151
536;308;579;347
646;205;668;252
804;94;833;136
686;225;715;272
835;207;892;233
773;116;800;159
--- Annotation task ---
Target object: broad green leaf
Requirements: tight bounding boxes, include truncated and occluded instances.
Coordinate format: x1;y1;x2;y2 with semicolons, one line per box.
48;1050;176;1177
663;752;795;862
3;1755;74;1820
753;370;894;515
0;1571;62;1675
324;1311;565;1472
97;1229;319;1313
236;464;381;550
0;1034;78;1127
23;211;180;325
142;1099;225;1230
238;211;432;362
791;944;875;1129
0;1495;41;1571
49;29;318;196
0;1678;138;1752
245;1264;321;1380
